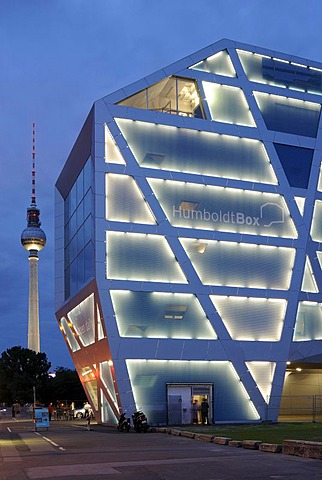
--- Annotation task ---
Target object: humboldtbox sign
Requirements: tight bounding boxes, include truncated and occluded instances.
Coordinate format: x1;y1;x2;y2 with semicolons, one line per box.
172;202;285;229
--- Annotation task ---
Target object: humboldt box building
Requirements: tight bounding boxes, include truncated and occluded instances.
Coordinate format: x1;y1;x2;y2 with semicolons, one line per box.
55;39;322;425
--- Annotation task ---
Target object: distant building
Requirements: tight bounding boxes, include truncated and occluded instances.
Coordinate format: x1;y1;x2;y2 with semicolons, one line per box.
55;39;322;425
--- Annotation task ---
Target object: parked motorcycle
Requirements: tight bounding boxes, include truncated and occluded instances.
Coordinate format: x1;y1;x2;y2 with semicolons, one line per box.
132;410;149;433
117;412;131;432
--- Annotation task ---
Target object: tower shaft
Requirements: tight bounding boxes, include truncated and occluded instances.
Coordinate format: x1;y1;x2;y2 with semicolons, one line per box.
28;252;40;353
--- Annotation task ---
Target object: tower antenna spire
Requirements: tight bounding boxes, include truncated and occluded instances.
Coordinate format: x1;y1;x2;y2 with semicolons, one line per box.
31;122;36;207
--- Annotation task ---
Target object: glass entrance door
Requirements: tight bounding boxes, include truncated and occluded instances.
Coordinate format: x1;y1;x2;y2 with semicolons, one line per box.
167;383;213;425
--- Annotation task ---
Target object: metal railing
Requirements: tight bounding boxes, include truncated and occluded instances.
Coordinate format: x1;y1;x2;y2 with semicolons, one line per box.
274;395;322;422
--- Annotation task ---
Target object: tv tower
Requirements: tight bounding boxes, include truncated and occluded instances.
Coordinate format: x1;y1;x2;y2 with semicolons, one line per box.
21;123;46;353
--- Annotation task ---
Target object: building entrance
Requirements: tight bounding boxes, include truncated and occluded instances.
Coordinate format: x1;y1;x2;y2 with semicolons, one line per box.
166;383;213;425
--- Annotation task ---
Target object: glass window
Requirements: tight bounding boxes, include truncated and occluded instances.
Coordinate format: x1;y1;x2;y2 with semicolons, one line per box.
191;50;236;77
76;169;84;207
126;359;259;424
110;291;217;339
254;92;321;137
148;178;297;239
238;50;322;94
203;82;255;126
274;143;314;189
106;232;187;283
118;76;204;118
180;238;295;290
105;174;155;224
116;119;277;184
84;241;95;280
83;157;92;193
64;157;94;299
310;200;322;241
210;296;286;341
67;294;95;347
293;302;322;341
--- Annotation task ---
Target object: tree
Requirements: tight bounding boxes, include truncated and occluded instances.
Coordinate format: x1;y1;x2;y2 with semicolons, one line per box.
0;346;51;405
47;367;86;405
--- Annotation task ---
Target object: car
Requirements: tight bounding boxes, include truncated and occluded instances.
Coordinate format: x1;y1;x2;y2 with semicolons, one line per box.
73;407;86;419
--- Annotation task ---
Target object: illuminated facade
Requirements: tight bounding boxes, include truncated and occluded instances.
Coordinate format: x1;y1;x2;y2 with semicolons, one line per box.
55;39;322;425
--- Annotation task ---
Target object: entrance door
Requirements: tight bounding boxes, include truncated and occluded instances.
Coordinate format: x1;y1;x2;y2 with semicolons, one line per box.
167;384;213;425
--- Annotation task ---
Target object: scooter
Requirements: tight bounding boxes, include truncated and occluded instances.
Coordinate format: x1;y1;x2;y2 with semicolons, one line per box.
132;410;149;433
117;412;131;432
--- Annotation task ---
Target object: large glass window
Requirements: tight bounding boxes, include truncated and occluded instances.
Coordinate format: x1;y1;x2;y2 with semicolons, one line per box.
118;76;204;118
110;291;216;339
254;92;321;138
274;144;314;189
106;232;187;283
293;302;322;341
126;360;259;424
191;50;236;77
105;174;155;224
203;82;256;126
310;200;322;242
148;178;297;239
64;157;94;299
116;119;277;184
67;294;95;347
238;50;322;94
180;238;295;290
210;296;286;341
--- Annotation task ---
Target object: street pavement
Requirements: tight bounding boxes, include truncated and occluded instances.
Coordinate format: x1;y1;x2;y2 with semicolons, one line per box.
1;414;322;480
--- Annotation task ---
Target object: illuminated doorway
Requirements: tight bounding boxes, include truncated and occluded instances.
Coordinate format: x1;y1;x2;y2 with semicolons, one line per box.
166;383;213;425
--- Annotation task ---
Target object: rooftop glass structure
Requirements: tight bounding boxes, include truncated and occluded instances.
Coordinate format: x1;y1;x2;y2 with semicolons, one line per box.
55;39;322;425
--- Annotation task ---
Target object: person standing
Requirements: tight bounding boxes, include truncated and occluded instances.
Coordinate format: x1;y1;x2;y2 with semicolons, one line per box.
192;400;199;424
201;397;209;425
48;403;53;421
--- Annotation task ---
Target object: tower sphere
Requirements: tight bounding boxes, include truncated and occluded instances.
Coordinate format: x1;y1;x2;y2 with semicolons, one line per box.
21;226;46;252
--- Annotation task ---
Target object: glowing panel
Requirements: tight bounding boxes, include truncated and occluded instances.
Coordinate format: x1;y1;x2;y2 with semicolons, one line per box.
100;361;118;407
115;119;277;184
97;305;104;340
238;50;322;94
148;178;297;238
126;360;259;422
100;391;118;424
106;232;187;283
180;238;295;290
60;317;81;352
104;124;125;164
294;197;305;216
105;173;156;224
67;294;95;346
301;257;318;293
110;290;217;339
191;50;236;77
203;82;256;127
246;362;276;402
317;251;322;269
318;163;322;192
294;302;322;341
310;200;322;241
210;296;286;341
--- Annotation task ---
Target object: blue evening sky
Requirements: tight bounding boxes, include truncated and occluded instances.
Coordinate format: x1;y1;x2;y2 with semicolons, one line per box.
0;0;320;369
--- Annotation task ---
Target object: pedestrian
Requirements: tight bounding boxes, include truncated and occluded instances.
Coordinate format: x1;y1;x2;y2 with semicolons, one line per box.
84;401;91;418
11;404;15;419
201;397;209;425
48;403;53;421
192;400;199;424
86;415;91;431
